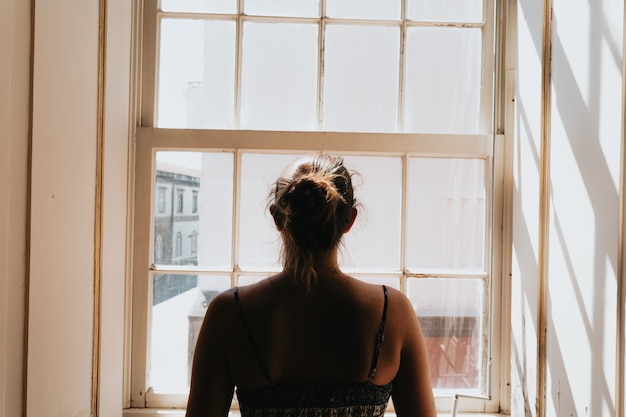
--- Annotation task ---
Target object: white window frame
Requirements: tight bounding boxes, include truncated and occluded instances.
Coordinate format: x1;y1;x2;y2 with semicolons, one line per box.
129;0;509;414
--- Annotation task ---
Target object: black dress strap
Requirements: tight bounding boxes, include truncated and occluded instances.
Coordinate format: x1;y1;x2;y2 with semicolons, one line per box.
367;285;388;381
234;287;273;384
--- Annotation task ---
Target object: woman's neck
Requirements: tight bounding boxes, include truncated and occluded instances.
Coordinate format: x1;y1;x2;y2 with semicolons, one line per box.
312;251;341;272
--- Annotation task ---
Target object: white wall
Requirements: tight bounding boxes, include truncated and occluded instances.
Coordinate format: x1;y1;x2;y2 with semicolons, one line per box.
0;0;31;416
511;0;543;413
512;1;624;416
99;0;133;413
28;0;99;414
547;1;622;415
0;0;132;416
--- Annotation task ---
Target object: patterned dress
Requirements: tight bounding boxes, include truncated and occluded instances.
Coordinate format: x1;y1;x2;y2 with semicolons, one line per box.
234;285;392;417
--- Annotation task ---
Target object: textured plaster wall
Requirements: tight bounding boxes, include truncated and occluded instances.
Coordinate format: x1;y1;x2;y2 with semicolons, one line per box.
511;1;624;416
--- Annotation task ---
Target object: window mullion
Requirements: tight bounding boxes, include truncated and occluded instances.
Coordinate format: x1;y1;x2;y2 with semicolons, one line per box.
232;151;242;287
131;128;157;406
480;0;496;133
234;11;243;129
317;6;326;130
397;0;408;132
141;0;158;127
400;153;409;294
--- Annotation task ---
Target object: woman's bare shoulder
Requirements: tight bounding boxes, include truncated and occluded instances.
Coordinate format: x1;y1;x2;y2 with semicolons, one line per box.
380;285;422;341
347;282;414;315
201;288;239;332
384;285;415;314
206;280;273;320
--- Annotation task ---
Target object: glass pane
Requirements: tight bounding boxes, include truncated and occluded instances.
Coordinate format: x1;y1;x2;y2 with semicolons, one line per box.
241;22;318;131
406;158;485;272
154;151;234;269
326;0;400;20
351;274;401;290
407;0;483;22
160;0;236;14
323;25;400;133
339;156;402;271
404;27;482;134
158;19;236;129
238;153;304;270
244;0;319;17
238;274;271;286
407;278;483;392
150;274;231;393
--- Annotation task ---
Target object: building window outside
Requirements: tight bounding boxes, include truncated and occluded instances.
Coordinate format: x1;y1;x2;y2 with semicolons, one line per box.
155;235;163;261
192;191;199;213
176;189;184;214
157;187;167;213
190;230;198;255
175;232;182;258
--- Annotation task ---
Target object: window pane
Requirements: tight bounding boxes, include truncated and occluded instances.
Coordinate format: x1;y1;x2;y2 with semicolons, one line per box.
244;0;319;17
406;158;485;272
155;151;234;269
407;278;483;392
404;27;482;134
241;22;318;131
158;19;236;129
326;0;400;20
323;25;399;132
351;274;401;290
160;0;236;14
238;274;271;286
150;274;231;393
340;156;402;271
238;153;303;270
407;0;483;22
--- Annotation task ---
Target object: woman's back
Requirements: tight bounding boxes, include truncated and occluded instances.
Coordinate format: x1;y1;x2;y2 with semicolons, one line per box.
185;155;436;417
227;271;397;388
228;272;397;416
